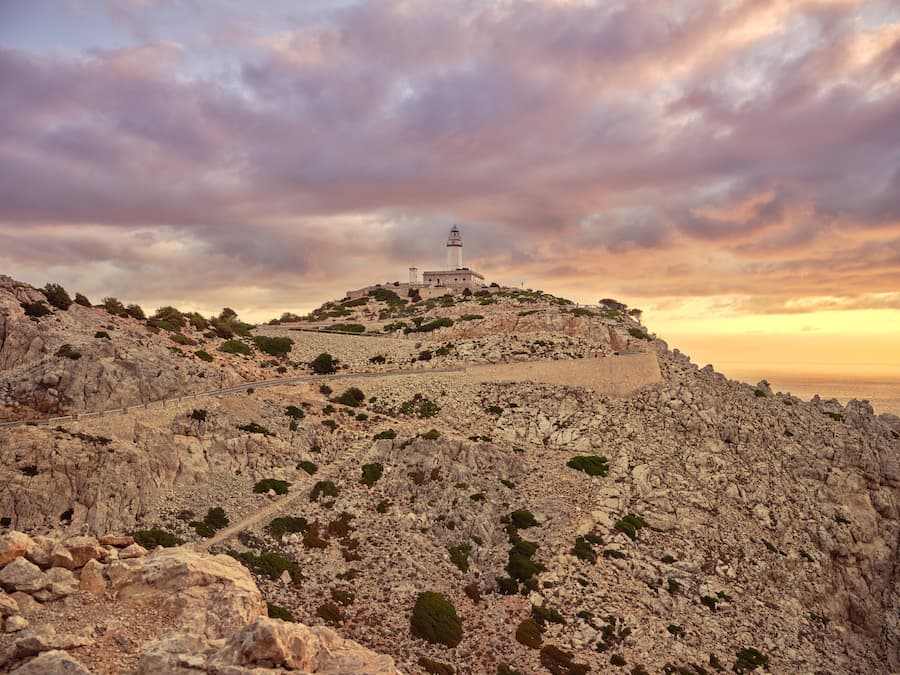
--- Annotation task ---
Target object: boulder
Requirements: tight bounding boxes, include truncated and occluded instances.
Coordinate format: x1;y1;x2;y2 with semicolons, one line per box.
135;633;215;674
118;543;148;560
4;625;93;663
108;547;266;639
25;536;56;569
78;559;106;598
44;568;78;601
0;532;33;567
9;649;92;674
50;545;74;571
0;591;19;616
0;558;49;594
99;535;134;548
5;615;29;633
63;537;102;569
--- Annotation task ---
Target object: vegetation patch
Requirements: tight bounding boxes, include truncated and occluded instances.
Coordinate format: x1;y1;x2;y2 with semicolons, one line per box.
460;313;484;321
515;618;543;649
628;327;652;341
285;405;305;420
410;591;463;647
566;455;609;477
230;550;301;584
55;344;82;360
253;335;294;356
253;478;291;495
310;352;338;374
448;543;472;572
132;528;182;549
94;331;110;339
267;516;309;538
361;462;384;487
421;428;442;440
733;647;769;673
316;602;342;625
297;460;318;475
539;645;589;675
190;409;207;422
333;387;365;407
572;536;598;563
510;509;540;529
195;350;214;362
189;507;229;538
21;301;52;318
267;603;295;622
309;480;339;502
220;340;252;356
328;323;365;333
238;422;274;436
614;513;648;541
399;393;441;418
373;428;397;440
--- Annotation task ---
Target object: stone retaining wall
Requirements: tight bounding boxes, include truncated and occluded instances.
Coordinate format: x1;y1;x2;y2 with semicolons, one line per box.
465;352;662;397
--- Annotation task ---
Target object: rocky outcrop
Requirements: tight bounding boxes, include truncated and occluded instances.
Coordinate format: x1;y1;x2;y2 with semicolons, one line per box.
138;618;400;674
108;547;266;639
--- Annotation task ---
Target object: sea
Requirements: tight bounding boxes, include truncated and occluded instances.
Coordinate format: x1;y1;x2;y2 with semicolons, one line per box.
715;364;900;417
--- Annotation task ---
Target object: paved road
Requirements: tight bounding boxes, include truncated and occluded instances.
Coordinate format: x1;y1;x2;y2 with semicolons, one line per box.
0;367;463;430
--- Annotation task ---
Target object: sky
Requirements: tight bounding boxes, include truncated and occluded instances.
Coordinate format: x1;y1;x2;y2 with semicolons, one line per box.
1;0;899;376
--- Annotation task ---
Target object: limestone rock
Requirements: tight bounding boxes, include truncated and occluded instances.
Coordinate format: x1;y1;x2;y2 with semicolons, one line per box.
50;545;74;571
25;536;56;569
62;536;102;569
78;559;106;598
118;543;148;560
108;547;265;639
0;558;49;594
0;532;33;567
9;649;92;674
135;633;216;674
99;535;134;548
0;590;19;616
5;615;29;633
44;567;78;600
5;624;94;663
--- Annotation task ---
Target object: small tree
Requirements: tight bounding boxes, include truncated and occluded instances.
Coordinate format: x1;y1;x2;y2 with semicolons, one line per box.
310;353;337;375
74;292;92;307
42;283;72;310
102;297;127;316
126;304;145;320
153;306;186;328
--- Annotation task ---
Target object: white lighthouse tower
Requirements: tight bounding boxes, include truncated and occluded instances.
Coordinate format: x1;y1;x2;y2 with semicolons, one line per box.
446;225;463;270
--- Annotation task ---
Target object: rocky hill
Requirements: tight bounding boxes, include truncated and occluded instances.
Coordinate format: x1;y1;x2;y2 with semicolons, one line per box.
0;277;898;674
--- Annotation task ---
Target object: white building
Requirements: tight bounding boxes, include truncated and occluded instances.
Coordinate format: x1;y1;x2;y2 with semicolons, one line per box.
421;226;485;290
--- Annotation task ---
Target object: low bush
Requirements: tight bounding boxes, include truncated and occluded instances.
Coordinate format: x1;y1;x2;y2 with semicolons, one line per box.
361;462;384;487
399;393;440;418
321;419;337;431
614;513;648;541
238;422;273;436
410;591;463;647
297;460;317;475
572;536;597;563
195;350;214;362
510;509;540;529
316;602;342;625
418;349;433;361
628;327;652;341
539;645;589;675
421;428;441;440
267;516;308;538
74;292;92;307
285;405;305;419
220;340;252;356
411;317;454;333
733;648;768;673
42;283;72;310
229;550;301;583
171;332;196;346
329;323;365;333
253;335;294;357
373;428;397;440
94;331;110;339
369;354;387;364
460;313;484;321
566;455;609;477
666;624;685;638
310;352;337;374
132;528;182;549
309;480;339;502
516;618;543;649
253;478;291;495
497;576;519;595
190;409;207;422
333;387;365;407
532;604;565;627
448;543;471;572
267;603;295;621
55;344;81;360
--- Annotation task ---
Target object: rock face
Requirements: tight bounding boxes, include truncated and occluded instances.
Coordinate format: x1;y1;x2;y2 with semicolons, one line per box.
138;618;400;674
0;532;32;567
0;275;243;416
108;547;266;639
9;649;92;674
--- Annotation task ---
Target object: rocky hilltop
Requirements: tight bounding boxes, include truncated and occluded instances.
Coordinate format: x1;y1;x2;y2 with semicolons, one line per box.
1;278;898;674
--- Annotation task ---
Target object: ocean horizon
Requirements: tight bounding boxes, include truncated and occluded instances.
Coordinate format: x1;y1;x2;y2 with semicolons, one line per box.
716;363;900;417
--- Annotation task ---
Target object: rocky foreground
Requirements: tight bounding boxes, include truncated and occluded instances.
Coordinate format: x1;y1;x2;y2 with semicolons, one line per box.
1;277;898;673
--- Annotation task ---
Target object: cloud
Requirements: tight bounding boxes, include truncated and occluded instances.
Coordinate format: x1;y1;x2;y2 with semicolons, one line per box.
0;0;898;320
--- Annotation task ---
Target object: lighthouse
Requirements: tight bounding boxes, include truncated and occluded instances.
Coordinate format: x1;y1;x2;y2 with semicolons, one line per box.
446;225;463;270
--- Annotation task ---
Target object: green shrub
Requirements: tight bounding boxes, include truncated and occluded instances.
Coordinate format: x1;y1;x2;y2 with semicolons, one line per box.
132;528;182;549
412;317;454;333
418;349;433;361
267;602;295;621
204;507;228;529
74;292;92;307
515;618;543;648
660;554;676;564
510;510;540;529
421;428;441;440
170;332;196;346
460;314;484;321
220;340;252;356
410;591;463;647
229;550;301;583
733;648;768;673
373;428;397;440
316;602;342;625
195;349;214;362
267;516;308;538
321;419;337;431
310;352;337;374
506;545;543;582
334;387;365;407
102;297;127;316
497;577;518;595
238;422;273;436
361;463;384;487
572;536;597;563
42;283;72;310
252;335;294;357
284;405;304;420
540;645;589;675
94;331;110;339
253;478;291;495
517;309;539;317
302;523;328;549
614;513;648;540
297;460;317;475
153;306;186;328
628;327;652;341
418;656;455;675
125;304;145;320
310;480;339;502
603;549;627;559
55;344;81;360
567;455;609;477
667;579;682;595
571;307;595;317
448;544;472;572
329;323;365;333
369;354;387;364
399;393;440;418
532;604;565;627
823;411;844;422
331;588;355;606
667;624;685;638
